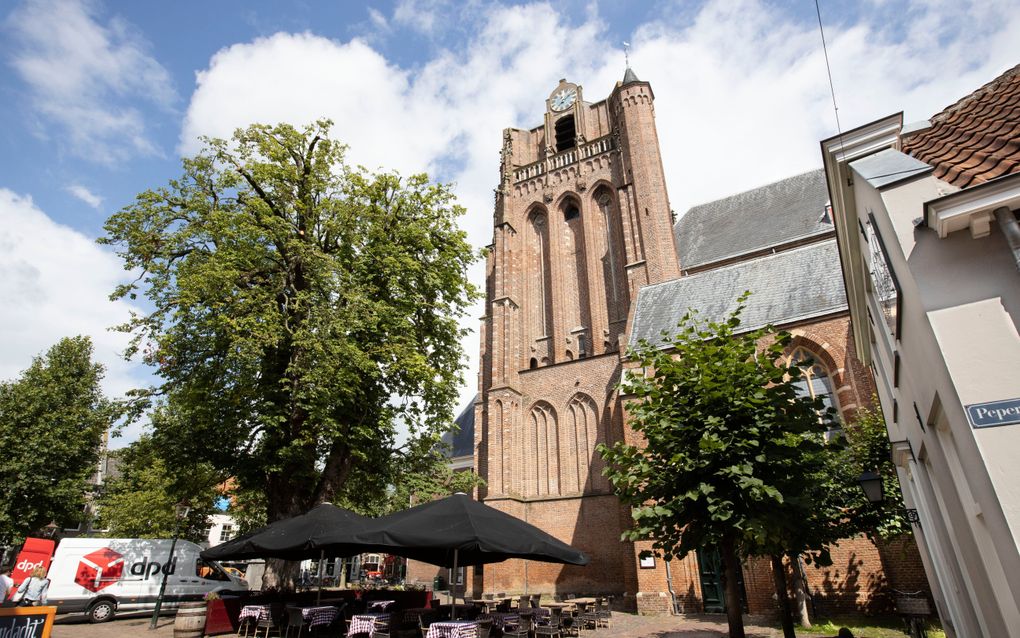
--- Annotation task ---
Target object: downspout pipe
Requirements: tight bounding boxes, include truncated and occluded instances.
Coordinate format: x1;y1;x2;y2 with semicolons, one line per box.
664;559;679;614
995;206;1020;273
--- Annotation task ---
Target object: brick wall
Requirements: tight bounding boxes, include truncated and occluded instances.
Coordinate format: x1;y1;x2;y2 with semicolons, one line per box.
473;74;929;618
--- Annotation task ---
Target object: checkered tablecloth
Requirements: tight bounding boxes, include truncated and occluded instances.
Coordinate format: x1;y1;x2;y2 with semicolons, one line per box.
302;606;339;629
368;600;396;611
426;621;478;638
348;613;390;637
239;605;271;623
477;613;518;630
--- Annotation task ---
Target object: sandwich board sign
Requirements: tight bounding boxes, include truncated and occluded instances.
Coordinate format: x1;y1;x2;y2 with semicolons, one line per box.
0;606;56;638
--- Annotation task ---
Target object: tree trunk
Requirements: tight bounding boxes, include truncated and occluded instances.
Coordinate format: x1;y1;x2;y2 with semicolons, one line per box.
262;557;300;591
719;534;746;638
790;554;812;628
771;554;796;638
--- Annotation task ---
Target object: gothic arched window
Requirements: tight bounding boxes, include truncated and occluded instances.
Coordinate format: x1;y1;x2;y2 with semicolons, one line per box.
788;348;841;434
526;402;559;496
526;210;553;344
593;187;628;325
561;197;591;340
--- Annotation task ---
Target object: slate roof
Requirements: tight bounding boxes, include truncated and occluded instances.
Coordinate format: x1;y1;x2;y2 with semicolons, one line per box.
441;396;476;459
629;240;847;348
902;64;1020;189
674;169;832;269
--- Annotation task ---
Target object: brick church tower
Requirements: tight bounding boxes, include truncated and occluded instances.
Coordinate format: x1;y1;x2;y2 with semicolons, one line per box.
473;70;680;602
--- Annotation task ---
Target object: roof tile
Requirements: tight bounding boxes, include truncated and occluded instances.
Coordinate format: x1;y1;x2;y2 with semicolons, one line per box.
903;64;1020;188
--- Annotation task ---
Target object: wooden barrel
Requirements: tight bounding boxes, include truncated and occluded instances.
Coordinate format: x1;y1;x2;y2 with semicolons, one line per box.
174;602;207;638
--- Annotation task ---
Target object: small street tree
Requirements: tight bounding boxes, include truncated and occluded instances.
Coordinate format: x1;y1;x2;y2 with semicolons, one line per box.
599;296;837;638
0;337;116;545
101;120;479;587
97;434;219;542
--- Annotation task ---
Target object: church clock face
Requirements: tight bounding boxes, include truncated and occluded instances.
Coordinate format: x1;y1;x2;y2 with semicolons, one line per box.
551;87;577;111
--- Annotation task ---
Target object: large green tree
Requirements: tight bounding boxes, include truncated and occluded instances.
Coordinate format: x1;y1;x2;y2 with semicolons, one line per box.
599;297;838;638
96;434;219;542
0;337;115;544
101;120;478;586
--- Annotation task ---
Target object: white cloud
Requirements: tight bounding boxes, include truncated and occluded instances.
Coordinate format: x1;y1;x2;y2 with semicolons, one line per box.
178;0;1020;413
0;188;145;443
66;183;103;209
5;0;176;163
366;7;389;32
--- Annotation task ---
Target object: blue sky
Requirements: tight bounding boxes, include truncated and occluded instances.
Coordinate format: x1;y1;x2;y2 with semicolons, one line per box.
1;0;1018;445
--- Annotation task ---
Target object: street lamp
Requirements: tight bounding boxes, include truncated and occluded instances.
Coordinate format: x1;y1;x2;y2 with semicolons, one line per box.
857;470;884;504
149;500;190;630
43;521;59;538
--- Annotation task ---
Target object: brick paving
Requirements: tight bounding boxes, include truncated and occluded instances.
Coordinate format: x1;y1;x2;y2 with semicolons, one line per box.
50;611;790;638
52;615;176;637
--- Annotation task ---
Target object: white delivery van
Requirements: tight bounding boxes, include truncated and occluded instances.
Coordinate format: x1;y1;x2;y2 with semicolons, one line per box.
46;538;247;623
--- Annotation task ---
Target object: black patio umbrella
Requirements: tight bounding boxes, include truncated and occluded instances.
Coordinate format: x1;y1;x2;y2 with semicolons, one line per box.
201;502;370;604
322;493;589;618
201;502;369;562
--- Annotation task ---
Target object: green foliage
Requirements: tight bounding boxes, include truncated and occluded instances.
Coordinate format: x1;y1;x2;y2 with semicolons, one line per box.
835;402;910;538
378;452;486;516
100;120;479;522
228;486;269;536
0;337;116;544
96;434;218;542
599;294;839;561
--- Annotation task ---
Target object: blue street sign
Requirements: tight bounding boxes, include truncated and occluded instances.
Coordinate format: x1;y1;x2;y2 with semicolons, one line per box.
965;398;1020;429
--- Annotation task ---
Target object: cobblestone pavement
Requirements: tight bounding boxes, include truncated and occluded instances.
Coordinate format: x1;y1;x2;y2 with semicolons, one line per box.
52;614;176;637
50;611;786;638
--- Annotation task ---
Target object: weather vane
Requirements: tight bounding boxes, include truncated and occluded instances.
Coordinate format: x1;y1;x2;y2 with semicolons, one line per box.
623;41;631;68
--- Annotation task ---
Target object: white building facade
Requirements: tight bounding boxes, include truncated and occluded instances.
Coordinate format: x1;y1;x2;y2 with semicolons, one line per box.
822;65;1020;637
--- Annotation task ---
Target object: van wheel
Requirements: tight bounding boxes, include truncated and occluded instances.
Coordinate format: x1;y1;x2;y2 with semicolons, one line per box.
88;600;116;623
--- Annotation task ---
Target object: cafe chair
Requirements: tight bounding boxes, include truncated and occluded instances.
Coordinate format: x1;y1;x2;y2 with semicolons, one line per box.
373;618;392;638
477;618;493;638
502;614;533;638
284;607;309;637
576;610;598;635
595;598;612;629
238;616;256;638
534;608;562;638
255;614;282;638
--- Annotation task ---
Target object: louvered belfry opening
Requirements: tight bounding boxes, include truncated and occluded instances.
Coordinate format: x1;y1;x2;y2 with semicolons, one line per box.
555;114;576;152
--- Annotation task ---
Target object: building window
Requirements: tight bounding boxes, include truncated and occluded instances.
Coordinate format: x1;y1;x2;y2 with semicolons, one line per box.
789;348;840;433
866;214;901;340
219;525;234;542
555;115;576;151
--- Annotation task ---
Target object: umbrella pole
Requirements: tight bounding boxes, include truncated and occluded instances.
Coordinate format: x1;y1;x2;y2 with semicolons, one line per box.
451;549;459;621
316;550;324;606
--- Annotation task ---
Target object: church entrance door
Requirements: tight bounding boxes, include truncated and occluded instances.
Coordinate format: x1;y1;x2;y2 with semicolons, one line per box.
696;547;747;613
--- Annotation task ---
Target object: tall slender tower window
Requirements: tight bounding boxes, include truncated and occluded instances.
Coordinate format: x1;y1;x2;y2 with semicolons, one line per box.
555;115;576;152
526;211;553;343
561;198;591;338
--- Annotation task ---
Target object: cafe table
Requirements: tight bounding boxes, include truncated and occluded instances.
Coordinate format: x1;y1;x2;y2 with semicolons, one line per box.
426;620;479;638
477;613;519;631
348;612;391;637
239;604;272;623
300;605;340;631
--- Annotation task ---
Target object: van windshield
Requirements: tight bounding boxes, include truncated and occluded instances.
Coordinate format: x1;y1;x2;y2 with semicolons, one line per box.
197;559;231;581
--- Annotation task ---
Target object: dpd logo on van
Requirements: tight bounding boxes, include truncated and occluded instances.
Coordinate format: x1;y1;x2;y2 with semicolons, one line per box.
76;548;125;592
15;558;44;572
